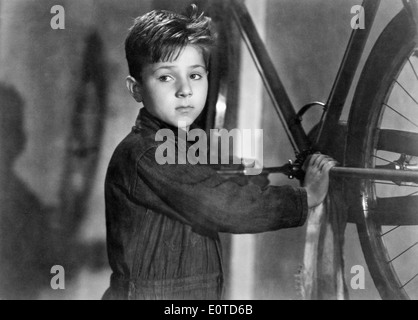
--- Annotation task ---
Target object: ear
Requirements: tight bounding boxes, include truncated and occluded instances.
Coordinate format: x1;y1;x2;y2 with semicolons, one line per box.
126;76;143;103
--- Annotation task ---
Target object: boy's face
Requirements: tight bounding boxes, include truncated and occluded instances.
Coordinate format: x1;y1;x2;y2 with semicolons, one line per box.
134;45;208;130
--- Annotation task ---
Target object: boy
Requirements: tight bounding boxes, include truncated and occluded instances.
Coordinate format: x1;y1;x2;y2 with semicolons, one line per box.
103;5;336;300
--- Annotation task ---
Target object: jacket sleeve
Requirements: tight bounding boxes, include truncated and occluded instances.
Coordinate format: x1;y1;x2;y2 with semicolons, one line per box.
135;146;308;235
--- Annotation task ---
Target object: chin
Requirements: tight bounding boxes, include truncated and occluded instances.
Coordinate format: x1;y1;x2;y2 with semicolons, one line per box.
174;116;196;129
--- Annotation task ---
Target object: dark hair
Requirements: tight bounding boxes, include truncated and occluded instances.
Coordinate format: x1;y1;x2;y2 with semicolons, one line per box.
125;4;215;81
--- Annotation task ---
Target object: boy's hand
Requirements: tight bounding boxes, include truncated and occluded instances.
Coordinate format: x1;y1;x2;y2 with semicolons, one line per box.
302;153;338;208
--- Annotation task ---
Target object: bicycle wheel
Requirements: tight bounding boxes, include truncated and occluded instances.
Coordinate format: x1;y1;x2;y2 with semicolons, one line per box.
346;8;418;299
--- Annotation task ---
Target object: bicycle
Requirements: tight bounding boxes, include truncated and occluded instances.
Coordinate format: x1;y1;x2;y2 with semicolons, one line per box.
198;0;418;300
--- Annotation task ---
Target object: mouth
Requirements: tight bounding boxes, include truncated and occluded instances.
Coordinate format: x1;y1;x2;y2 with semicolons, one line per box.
175;106;194;113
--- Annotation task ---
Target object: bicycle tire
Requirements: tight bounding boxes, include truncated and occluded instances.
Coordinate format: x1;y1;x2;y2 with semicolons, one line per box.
346;8;418;300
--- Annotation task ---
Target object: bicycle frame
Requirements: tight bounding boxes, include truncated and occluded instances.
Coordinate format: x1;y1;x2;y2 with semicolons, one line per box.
227;0;418;183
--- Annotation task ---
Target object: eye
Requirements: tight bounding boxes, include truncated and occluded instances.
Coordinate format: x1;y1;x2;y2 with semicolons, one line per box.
190;73;203;80
158;75;173;82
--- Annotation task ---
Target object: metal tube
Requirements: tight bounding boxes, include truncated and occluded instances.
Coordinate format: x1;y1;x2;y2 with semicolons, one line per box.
316;0;382;152
230;0;311;153
330;167;418;183
218;166;418;183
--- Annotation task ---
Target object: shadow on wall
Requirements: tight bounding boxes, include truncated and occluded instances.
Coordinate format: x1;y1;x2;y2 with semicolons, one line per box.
0;33;110;300
0;84;54;299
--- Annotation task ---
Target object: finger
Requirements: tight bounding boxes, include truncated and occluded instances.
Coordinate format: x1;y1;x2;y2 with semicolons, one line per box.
318;159;328;171
308;154;319;166
312;154;327;167
318;157;336;171
323;161;338;173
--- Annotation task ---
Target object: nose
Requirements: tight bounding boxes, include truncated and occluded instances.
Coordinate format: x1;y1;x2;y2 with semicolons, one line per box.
176;78;193;98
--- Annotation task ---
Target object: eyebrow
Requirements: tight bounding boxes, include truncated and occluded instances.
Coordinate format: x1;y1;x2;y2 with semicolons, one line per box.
153;64;207;72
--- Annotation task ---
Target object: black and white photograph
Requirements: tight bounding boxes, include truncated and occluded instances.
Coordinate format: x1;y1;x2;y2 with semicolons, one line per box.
0;0;417;303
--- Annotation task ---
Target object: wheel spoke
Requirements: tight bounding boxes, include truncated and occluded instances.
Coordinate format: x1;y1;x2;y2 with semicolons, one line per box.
371;196;418;225
383;103;418;129
380;225;401;237
401;273;418;289
394;80;418;106
377;129;418;156
373;154;396;164
388;242;418;263
408;58;418;82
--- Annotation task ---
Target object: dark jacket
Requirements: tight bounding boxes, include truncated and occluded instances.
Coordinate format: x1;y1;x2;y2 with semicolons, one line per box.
103;107;308;300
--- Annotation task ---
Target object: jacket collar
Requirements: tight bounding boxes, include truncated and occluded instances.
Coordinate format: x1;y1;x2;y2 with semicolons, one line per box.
135;107;171;132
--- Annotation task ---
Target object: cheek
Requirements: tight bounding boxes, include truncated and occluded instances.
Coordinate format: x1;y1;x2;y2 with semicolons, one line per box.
145;85;168;106
196;81;209;101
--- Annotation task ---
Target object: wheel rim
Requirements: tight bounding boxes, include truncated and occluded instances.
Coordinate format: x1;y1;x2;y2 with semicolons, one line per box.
359;46;418;299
